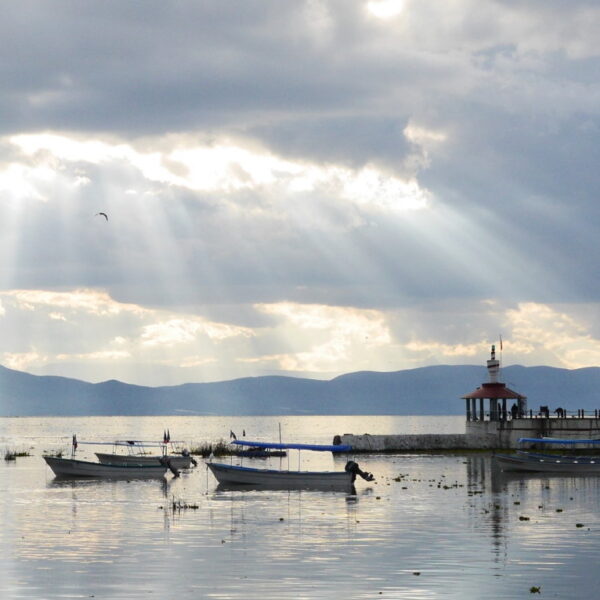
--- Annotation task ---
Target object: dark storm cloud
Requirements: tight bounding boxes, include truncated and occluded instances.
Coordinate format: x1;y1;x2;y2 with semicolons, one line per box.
0;2;376;136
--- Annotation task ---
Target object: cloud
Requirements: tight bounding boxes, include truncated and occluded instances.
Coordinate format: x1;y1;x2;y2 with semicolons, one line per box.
140;318;253;348
506;303;600;369
0;2;598;384
0;289;255;384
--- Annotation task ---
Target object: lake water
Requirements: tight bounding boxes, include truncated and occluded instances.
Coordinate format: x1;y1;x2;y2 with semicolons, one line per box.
2;415;600;599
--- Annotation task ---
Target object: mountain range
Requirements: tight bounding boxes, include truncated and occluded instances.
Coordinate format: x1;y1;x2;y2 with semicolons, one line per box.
1;363;599;416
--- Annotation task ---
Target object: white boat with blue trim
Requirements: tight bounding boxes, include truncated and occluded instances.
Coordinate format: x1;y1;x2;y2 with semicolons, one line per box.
207;440;374;490
495;437;600;473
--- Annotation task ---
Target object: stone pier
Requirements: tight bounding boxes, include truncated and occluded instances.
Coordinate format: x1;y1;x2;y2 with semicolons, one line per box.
338;347;600;452
337;416;600;452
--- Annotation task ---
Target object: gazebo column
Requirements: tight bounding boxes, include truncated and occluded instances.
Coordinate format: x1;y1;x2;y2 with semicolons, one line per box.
471;398;477;421
466;398;471;421
502;398;507;421
479;398;485;421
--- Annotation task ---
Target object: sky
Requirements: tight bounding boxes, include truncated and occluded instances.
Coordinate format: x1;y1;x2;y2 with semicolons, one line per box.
0;0;599;387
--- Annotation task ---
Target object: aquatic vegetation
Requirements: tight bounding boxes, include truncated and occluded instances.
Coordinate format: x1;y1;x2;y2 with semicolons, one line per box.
189;440;231;457
530;586;541;593
4;449;31;461
43;450;64;458
167;497;199;511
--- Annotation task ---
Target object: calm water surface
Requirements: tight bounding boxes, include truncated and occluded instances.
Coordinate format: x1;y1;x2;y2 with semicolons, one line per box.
1;416;599;599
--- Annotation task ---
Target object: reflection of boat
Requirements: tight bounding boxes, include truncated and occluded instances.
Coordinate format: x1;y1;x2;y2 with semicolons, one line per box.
495;437;600;473
43;455;169;478
207;440;373;491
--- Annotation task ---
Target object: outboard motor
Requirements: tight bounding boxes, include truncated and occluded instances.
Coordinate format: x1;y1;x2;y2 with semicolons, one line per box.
345;460;374;482
159;456;180;477
182;448;198;467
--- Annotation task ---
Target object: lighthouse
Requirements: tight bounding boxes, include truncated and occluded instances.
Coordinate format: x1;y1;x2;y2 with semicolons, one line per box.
462;345;527;422
487;344;500;383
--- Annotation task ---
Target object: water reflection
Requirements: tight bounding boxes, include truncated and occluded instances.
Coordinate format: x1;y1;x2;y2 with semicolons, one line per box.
3;418;600;599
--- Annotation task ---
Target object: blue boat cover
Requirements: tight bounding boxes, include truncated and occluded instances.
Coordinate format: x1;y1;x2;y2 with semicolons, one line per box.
231;440;352;452
518;437;600;445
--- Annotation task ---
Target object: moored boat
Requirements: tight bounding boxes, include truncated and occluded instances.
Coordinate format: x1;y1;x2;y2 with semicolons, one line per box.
231;447;287;458
495;437;600;473
43;455;169;478
82;435;197;469
95;451;195;469
207;440;374;491
208;462;354;489
93;441;198;469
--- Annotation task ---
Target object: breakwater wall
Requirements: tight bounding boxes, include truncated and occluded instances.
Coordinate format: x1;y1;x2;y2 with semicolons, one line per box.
338;433;498;452
338;417;600;452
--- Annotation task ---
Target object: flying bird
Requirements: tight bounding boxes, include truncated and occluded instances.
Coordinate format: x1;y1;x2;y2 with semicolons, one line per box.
95;212;108;221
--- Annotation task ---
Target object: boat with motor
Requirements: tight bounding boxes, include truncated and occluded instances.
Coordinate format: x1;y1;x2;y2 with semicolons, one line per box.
206;440;374;490
43;434;181;478
495;437;600;473
93;439;197;469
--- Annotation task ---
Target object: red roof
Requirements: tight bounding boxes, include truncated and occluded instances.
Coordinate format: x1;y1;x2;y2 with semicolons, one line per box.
461;382;526;400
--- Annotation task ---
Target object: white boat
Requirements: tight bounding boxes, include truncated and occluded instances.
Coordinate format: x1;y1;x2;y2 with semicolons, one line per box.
207;440;374;490
495;453;600;473
43;455;169;478
81;437;197;469
495;437;600;473
95;452;194;469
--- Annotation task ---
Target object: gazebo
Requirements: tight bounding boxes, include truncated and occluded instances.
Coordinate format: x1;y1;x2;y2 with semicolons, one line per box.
462;345;527;422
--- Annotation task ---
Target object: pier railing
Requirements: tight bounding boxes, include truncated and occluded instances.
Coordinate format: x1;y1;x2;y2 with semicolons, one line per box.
466;408;600;422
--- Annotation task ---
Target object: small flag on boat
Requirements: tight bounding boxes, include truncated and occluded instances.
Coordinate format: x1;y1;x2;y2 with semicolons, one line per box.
230;430;237;440
72;434;78;450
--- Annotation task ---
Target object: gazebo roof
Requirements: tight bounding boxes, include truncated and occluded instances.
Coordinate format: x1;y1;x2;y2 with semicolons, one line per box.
461;382;526;400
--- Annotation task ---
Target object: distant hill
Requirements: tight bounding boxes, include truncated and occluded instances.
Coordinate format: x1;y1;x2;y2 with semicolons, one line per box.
0;363;599;416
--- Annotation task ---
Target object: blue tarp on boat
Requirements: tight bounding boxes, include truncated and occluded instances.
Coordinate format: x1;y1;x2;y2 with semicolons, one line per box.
518;437;600;445
231;440;352;452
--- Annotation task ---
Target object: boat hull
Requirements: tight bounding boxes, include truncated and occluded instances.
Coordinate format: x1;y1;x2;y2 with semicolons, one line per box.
95;452;193;469
495;454;600;473
44;456;168;478
207;462;354;490
232;450;287;458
